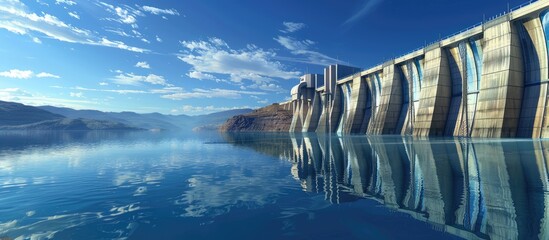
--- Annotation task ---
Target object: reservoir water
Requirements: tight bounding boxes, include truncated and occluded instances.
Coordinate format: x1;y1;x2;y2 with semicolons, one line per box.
0;131;547;239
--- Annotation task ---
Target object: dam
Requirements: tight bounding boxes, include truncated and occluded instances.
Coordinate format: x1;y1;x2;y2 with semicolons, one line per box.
284;0;549;138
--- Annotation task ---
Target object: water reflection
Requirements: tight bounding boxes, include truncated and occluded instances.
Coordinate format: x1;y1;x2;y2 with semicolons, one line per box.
224;133;549;240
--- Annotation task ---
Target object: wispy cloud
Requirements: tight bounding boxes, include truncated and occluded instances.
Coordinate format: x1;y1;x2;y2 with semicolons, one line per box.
32;37;41;44
0;0;148;53
98;2;142;28
0;87;96;109
55;0;76;6
187;71;215;80
69;92;83;98
68;12;79;20
174;105;255;114
247;82;286;93
73;85;266;101
161;88;265;100
178;37;300;84
110;72;168;86
149;87;183;94
0;69;60;79
73;86;148;95
0;69;33;79
135;61;150;69
280;22;305;33
251;95;269;104
274;36;345;66
142;6;179;16
97;3;180;32
343;0;384;25
36;72;61;78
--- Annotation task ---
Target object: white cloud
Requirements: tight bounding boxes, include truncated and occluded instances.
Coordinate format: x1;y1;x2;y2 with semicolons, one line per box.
178;37;300;84
274;36;345;66
110;72;168;86
69;92;83;98
74;86;148;95
105;28;130;37
142;6;179;16
177;105;254;114
0;88;32;100
36;72;60;78
99;82;109;86
98;38;147;53
35;0;49;6
32;36;41;44
0;0;148;53
281;22;305;33
135;61;150;69
116;8;137;24
250;95;270;104
55;0;76;6
72;86;263;101
0;69;60;79
0;69;33;79
209;37;228;48
68;12;79;19
161;88;265;100
155;35;162;42
248;82;286;93
187;71;215;80
141;38;150;43
149;87;183;94
0;87;96;109
98;2;142;27
275;36;314;51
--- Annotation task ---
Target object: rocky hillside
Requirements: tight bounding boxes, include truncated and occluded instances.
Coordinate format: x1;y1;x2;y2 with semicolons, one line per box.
0;101;141;130
0;100;64;125
40;105;252;131
0;118;142;130
219;104;292;132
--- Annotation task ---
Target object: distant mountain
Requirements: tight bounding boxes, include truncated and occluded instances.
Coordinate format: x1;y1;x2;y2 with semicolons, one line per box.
38;105;253;131
38;106;183;130
194;109;256;125
0;100;253;131
0;100;64;125
0;101;140;130
0;118;142;130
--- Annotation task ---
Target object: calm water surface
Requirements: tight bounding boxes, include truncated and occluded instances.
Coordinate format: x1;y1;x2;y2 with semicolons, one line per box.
0;131;547;239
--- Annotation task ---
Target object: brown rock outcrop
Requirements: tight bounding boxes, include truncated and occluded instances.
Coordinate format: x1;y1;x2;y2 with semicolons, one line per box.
219;104;292;132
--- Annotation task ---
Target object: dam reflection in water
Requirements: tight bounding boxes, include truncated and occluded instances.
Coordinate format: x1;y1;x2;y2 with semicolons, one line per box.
224;133;549;240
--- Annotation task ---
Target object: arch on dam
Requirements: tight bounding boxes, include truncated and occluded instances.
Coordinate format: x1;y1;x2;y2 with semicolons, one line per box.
368;73;382;132
516;10;549;137
443;37;483;137
394;58;423;135
337;82;353;133
361;76;373;133
395;65;410;135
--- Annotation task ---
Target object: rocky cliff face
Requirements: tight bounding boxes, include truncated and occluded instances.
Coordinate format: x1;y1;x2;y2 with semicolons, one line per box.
219;104;292;132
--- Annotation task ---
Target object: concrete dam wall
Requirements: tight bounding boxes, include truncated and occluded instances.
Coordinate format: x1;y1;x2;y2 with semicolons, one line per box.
285;1;549;138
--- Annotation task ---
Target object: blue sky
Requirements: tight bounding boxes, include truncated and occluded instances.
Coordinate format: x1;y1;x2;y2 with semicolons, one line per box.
0;0;528;115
